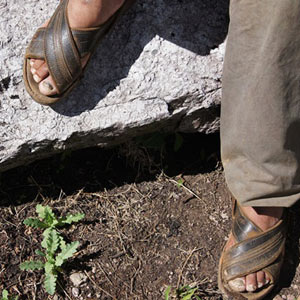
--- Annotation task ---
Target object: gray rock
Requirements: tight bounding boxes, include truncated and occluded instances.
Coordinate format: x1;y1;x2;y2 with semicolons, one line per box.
71;287;80;297
0;0;228;171
70;272;87;287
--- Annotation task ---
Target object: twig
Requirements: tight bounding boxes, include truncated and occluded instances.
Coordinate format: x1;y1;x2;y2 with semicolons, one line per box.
176;248;202;289
57;280;72;300
84;270;116;299
168;178;202;201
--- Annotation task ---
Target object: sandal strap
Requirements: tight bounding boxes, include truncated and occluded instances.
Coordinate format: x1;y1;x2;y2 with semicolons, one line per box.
25;0;136;97
44;0;82;94
25;28;46;60
223;205;287;281
232;203;261;242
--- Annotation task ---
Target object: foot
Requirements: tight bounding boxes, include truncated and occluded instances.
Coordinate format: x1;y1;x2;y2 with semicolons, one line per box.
29;0;125;96
226;206;283;293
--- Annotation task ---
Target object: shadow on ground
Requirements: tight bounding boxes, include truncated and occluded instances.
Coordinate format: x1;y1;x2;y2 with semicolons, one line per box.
0;132;220;207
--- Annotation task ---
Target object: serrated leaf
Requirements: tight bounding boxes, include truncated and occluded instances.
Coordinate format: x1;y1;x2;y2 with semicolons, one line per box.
55;241;79;267
35;249;46;257
36;204;46;219
2;289;8;299
41;228;51;249
44;261;55;274
59;236;66;251
20;260;44;271
23;218;48;229
37;205;56;226
46;229;60;254
44;273;57;295
58;213;85;226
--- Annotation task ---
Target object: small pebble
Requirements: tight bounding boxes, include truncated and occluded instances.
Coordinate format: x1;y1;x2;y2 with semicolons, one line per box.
287;295;295;300
70;272;88;287
273;296;283;300
72;287;80;297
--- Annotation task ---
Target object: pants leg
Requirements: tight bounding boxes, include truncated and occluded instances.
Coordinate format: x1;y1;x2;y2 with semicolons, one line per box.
221;0;300;207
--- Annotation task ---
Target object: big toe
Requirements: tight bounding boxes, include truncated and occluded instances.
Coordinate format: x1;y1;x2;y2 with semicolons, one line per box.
228;278;246;292
39;77;57;96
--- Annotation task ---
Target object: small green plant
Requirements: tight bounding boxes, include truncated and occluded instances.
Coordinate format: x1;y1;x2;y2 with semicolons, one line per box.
20;205;85;295
165;285;201;300
1;290;18;300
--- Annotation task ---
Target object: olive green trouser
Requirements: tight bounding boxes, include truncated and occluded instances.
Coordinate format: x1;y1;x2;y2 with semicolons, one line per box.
221;0;300;207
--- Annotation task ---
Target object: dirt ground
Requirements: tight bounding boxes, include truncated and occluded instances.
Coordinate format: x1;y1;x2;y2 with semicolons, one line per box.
0;133;300;300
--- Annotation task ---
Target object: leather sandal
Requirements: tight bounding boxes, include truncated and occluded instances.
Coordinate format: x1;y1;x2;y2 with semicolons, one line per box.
218;202;287;300
23;0;136;105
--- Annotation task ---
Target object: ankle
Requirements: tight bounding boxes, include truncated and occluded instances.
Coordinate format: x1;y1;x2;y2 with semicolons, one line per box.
68;0;125;28
241;206;283;231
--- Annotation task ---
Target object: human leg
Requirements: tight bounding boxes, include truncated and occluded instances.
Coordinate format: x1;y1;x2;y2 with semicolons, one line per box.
220;0;300;297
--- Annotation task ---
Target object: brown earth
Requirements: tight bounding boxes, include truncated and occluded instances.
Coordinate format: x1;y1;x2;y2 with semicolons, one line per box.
0;133;300;300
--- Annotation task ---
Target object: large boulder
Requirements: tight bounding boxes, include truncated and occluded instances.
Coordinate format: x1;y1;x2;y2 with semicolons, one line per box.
0;0;229;171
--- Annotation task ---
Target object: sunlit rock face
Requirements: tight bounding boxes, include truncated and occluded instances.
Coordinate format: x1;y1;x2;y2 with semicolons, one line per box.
0;0;228;171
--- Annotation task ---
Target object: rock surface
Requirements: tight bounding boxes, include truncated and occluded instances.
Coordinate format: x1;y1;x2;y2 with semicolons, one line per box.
0;0;229;171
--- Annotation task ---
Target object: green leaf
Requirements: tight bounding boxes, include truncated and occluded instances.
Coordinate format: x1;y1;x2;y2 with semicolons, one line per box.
41;227;60;250
55;241;79;267
44;273;57;295
195;296;202;300
44;261;55;274
46;229;60;255
177;178;184;187
20;260;44;271
181;287;197;300
35;249;46;257
59;236;66;251
37;205;57;226
23;218;48;229
164;286;171;300
58;213;85;226
2;290;8;300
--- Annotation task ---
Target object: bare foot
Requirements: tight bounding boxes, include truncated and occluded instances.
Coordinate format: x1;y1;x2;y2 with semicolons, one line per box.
225;206;283;293
29;0;125;96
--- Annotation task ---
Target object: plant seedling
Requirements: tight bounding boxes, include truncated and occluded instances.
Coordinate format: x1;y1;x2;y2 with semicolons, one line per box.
164;285;202;300
1;290;18;300
20;205;85;295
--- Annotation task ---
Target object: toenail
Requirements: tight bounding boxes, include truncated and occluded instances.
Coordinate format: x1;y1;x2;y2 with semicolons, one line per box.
246;284;257;292
228;278;245;292
33;74;41;83
265;279;270;285
31;67;36;74
258;282;263;288
42;81;54;91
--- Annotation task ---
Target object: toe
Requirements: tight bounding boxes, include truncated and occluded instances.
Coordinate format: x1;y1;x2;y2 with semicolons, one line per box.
257;271;265;289
39;77;57;96
35;62;50;81
246;273;258;292
228;277;246;292
32;59;44;70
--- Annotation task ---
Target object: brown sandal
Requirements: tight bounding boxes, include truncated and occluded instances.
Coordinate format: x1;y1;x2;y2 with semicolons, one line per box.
218;202;287;300
23;0;136;105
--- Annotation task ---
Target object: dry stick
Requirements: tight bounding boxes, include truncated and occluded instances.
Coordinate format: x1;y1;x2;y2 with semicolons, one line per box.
57;281;72;300
176;247;202;289
84;270;116;299
168;178;202;201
